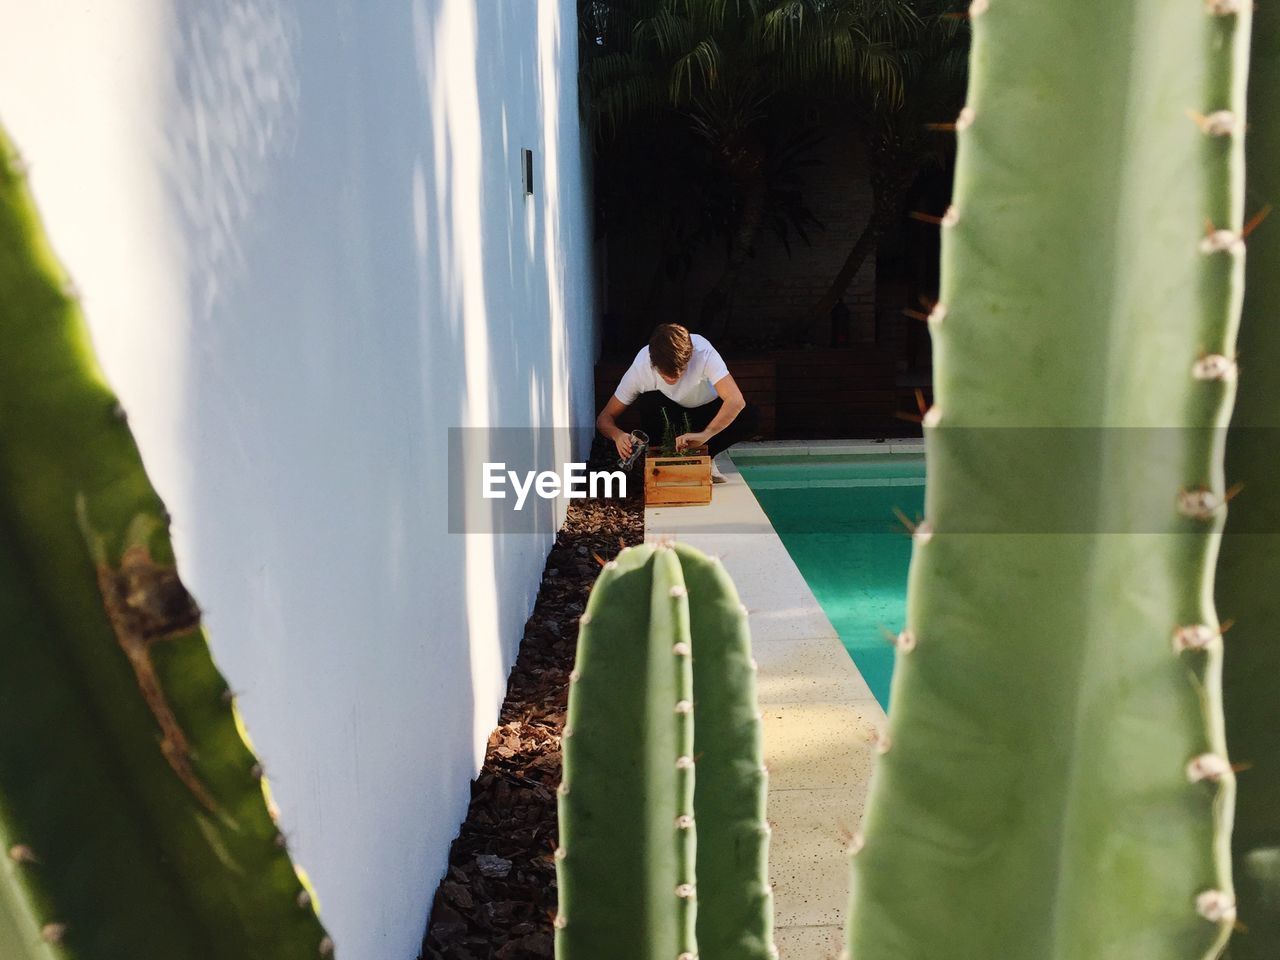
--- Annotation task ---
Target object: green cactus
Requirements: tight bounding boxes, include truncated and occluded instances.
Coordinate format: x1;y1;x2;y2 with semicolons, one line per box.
0;124;332;957
845;2;1251;959
555;542;773;960
1219;2;1280;954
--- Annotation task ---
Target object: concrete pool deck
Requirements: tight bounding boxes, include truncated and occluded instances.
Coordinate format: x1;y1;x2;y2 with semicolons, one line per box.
645;439;921;958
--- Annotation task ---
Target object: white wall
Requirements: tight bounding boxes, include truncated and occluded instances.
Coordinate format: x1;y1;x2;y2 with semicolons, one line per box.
0;1;597;956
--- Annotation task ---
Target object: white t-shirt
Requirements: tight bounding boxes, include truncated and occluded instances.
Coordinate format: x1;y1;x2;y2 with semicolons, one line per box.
614;334;730;408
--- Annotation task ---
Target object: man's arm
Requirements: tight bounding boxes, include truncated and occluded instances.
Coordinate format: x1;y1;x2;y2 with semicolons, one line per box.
675;375;745;451
597;395;635;459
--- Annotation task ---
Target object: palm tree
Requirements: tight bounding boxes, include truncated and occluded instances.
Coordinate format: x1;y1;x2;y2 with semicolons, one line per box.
797;0;969;329
580;0;926;340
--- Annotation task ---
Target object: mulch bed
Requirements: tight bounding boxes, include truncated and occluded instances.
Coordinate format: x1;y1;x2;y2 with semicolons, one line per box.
419;445;644;960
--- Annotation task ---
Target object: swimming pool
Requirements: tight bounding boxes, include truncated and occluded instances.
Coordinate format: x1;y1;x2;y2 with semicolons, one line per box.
735;450;925;708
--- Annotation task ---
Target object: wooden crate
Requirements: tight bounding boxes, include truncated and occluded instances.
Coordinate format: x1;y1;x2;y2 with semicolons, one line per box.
644;446;712;506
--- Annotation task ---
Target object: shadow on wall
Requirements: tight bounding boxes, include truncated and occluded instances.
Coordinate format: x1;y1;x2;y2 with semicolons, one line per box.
159;0;595;957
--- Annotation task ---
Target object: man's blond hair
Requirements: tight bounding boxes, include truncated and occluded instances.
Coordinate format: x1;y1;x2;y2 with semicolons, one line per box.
649;324;693;378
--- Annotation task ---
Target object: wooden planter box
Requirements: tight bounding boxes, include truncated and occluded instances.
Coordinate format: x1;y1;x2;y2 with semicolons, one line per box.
644;446;712;507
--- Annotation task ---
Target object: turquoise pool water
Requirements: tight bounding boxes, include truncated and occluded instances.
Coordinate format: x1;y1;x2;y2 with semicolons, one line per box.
736;452;926;708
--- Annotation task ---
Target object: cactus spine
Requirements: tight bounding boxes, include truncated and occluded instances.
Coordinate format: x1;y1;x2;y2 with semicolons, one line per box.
0;124;332;957
1219;1;1280;953
556;542;773;960
846;2;1251;959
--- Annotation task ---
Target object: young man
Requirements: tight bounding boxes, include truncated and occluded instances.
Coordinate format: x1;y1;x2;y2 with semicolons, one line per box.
597;324;759;482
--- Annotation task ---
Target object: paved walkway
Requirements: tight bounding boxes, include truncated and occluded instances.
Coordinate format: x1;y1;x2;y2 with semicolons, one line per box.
645;442;899;960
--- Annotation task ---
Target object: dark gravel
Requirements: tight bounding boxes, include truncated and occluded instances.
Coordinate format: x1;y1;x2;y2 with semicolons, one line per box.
418;442;643;960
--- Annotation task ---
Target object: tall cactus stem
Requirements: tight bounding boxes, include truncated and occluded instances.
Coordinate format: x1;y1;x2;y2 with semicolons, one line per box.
845;1;1252;957
0;121;331;958
556;543;771;960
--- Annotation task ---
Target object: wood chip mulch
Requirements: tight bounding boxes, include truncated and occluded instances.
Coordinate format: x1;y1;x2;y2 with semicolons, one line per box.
418;442;644;960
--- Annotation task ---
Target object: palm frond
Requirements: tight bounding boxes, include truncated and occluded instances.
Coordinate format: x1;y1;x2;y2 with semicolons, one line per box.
587;50;651;87
669;38;723;102
688;84;771;141
592;74;668;139
673;0;763;31
634;9;698;58
759;1;808;48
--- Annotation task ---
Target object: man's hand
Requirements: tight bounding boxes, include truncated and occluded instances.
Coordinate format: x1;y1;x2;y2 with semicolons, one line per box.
599;396;634;461
675;431;710;452
615;431;634;460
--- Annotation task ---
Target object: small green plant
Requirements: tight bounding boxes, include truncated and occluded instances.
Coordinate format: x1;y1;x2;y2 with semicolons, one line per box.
659;408;695;456
0;122;332;958
555;543;773;960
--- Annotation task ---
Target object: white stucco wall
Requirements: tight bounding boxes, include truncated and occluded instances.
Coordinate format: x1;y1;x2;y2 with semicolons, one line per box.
1;1;597;956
